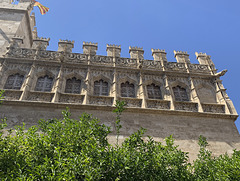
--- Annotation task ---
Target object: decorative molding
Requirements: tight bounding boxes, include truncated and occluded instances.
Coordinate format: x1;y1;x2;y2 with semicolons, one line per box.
27;91;54;102
174;101;198;112
89;95;113;106
202;103;225;114
147;99;170;110
118;97;142;108
3;90;22;101
59;93;84;104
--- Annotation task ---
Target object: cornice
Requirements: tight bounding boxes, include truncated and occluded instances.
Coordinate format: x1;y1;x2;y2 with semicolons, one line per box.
2;100;238;121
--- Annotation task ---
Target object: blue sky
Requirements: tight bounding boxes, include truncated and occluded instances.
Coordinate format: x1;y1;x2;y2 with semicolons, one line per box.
33;0;240;131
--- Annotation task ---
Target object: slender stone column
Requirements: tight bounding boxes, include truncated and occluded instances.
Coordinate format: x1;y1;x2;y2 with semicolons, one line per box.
107;44;121;105
52;65;63;103
0;60;7;89
83;68;90;105
82;42;98;105
19;62;36;100
215;79;231;114
189;77;203;112
139;71;146;108
163;75;174;110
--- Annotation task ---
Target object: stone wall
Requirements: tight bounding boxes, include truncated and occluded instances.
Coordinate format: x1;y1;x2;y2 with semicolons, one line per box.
1;101;239;161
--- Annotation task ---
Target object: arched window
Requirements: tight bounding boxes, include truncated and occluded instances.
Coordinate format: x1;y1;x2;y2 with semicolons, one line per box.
94;79;108;96
147;84;162;99
4;73;24;90
121;81;135;98
35;75;53;92
65;77;81;94
173;85;189;101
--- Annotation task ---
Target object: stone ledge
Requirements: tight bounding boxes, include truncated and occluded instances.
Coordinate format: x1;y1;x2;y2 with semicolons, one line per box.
2;100;238;120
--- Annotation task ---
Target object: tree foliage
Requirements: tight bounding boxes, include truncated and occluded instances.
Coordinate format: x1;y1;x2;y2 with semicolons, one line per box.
0;101;239;180
0;90;4;104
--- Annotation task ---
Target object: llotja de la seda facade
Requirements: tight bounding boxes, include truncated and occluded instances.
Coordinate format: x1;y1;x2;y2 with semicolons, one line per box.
0;0;239;161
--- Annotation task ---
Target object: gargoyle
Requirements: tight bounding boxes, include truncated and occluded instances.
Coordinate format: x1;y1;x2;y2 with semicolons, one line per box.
216;69;227;77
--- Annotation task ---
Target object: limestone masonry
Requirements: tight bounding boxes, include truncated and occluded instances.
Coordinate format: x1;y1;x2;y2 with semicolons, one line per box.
0;0;239;161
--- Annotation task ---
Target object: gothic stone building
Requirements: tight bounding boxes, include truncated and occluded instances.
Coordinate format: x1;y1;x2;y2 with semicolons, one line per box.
0;0;239;161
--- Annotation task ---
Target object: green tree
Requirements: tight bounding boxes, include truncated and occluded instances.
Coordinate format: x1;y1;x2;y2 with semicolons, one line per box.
0;101;239;180
0;90;4;104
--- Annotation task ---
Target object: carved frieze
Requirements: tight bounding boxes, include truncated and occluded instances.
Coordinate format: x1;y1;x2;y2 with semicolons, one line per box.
59;93;84;104
202;103;225;113
141;60;162;70
65;53;88;64
164;62;187;72
174;101;198;112
37;50;62;61
142;75;163;84
35;66;60;77
89;95;113;106
27;91;54;102
91;69;113;80
187;64;211;74
168;76;189;85
63;68;87;78
117;72;138;83
118;97;142;108
3;90;22;101
6;48;36;59
6;63;31;73
116;58;138;68
90;55;113;66
147;99;170;110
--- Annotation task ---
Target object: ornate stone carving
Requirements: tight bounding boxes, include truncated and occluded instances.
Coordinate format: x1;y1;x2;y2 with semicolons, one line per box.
168;76;189;85
147;99;170;110
116;58;138;68
118;97;142;108
6;48;36;59
187;64;211;73
164;62;187;72
89;96;113;106
90;55;113;66
65;53;88;64
63;68;87;77
59;93;84;104
27;92;54;102
202;104;225;113
38;50;62;61
3;90;22;100
174;101;198;112
7;63;31;73
141;60;162;70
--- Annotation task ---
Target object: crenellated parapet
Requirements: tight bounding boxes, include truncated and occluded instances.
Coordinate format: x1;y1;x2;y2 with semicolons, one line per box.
32;37;50;50
129;46;144;59
174;50;190;63
107;44;121;57
151;49;167;62
58;39;74;53
3;40;222;75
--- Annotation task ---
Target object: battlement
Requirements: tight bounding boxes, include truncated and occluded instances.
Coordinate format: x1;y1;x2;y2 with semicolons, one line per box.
4;37;221;69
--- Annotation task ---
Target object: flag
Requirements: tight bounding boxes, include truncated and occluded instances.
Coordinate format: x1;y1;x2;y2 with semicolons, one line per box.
33;0;49;15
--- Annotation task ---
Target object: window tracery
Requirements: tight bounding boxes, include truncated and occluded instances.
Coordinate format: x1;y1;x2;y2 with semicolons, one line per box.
121;81;135;98
173;85;189;101
65;77;81;94
35;75;53;92
94;79;108;96
4;73;24;90
147;84;162;99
